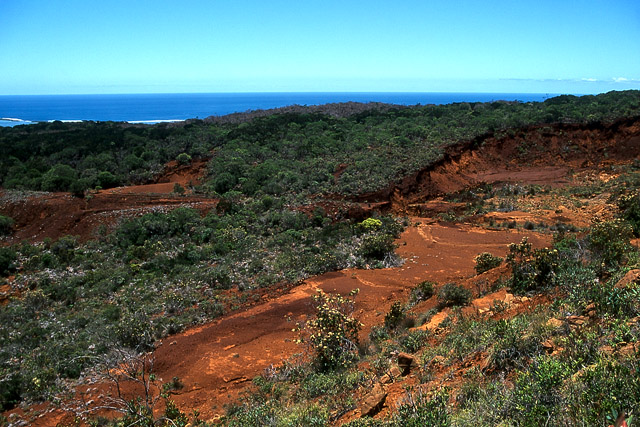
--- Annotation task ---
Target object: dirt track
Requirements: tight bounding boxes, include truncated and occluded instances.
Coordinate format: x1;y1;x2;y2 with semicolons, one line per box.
3;117;639;425
23;220;549;426
147;221;550;420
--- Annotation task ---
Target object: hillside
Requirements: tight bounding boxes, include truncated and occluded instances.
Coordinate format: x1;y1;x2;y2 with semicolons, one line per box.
1;91;640;426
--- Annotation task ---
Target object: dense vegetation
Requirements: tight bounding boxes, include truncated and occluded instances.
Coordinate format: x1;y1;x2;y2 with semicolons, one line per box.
1;91;639;197
220;165;640;427
0;200;402;411
1;91;640;424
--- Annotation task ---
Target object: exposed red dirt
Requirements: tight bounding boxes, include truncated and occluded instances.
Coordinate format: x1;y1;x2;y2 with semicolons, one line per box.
0;159;213;244
4;117;640;425
355;117;640;212
14;220;550;425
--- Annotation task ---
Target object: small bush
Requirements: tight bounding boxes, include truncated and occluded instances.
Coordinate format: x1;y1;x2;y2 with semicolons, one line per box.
474;252;503;274
589;219;634;269
392;388;450;426
399;329;429;353
0;214;15;235
507;238;558;293
358;234;396;261
409;281;435;305
0;247;17;276
176;152;192;165
296;289;362;371
173;183;185;195
512;356;571;425
384;301;406;329
437;283;472;308
618;191;640;236
358;218;382;231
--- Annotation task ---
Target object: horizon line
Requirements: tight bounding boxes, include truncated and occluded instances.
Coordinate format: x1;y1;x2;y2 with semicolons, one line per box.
0;90;582;97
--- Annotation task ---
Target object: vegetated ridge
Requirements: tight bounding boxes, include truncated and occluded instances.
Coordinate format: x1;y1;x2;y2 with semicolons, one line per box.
1;91;640;426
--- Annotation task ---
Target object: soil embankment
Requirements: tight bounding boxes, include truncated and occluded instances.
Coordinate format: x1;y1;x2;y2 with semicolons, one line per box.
354;116;640;212
3;117;640;425
0;159;212;243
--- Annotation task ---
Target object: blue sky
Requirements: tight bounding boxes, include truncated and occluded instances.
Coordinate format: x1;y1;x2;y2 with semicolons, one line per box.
1;0;639;95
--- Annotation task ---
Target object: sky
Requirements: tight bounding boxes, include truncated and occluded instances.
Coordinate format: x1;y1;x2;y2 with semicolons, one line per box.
1;0;639;95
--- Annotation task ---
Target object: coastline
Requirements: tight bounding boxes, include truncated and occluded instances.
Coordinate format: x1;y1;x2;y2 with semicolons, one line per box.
0;92;557;127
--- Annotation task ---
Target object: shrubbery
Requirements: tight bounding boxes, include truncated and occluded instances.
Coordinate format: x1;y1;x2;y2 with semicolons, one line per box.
296;289;362;371
384;301;406;330
507;238;558;293
437;283;472;308
0;247;17;276
588;219;634;269
409;280;435;306
0;214;14;235
618;191;640;235
474;252;503;274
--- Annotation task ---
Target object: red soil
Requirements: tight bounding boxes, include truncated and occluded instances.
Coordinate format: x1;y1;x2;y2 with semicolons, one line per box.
0;159;213;244
3;117;640;425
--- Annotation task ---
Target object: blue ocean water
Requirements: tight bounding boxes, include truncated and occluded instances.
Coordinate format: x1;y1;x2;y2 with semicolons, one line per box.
0;92;556;127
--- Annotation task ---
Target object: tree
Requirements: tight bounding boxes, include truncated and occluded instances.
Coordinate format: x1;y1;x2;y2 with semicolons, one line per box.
41;164;78;192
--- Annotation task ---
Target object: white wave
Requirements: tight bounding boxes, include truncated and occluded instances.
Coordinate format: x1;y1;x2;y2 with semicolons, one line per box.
0;117;26;122
127;119;185;124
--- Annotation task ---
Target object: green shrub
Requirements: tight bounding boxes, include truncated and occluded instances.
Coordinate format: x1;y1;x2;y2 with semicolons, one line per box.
384;301;406;330
392;388;450;426
41;164;77;191
296;289;362;371
489;316;542;371
593;280;640;318
474;252;503;274
0;247;17;276
176;153;192;165
358;234;396;261
69;178;91;197
0;214;15;235
437;283;472;308
409;281;435;305
399;329;429;353
512;356;570;426
618;191;640;236
96;171;119;189
506;238;558;293
115;311;154;350
588;219;634;269
173;183;185;195
359;217;382;231
567;358;640;425
50;235;77;264
368;325;390;343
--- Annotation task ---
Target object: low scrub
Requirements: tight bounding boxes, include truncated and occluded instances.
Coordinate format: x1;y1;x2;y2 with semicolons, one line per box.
437;283;472;308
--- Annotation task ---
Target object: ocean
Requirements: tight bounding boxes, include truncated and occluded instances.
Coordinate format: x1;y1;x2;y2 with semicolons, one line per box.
0;92;557;127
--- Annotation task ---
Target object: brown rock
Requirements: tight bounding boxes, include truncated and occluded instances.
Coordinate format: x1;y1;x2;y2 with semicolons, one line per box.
600;345;615;355
615;269;640;289
379;374;392;384
584;302;597;317
542;339;554;352
380;366;403;384
546;318;563;330
397;352;417;374
359;384;387;417
566;315;588;327
618;343;639;357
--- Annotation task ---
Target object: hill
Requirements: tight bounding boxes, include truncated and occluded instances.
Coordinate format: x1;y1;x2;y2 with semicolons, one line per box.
1;91;640;426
